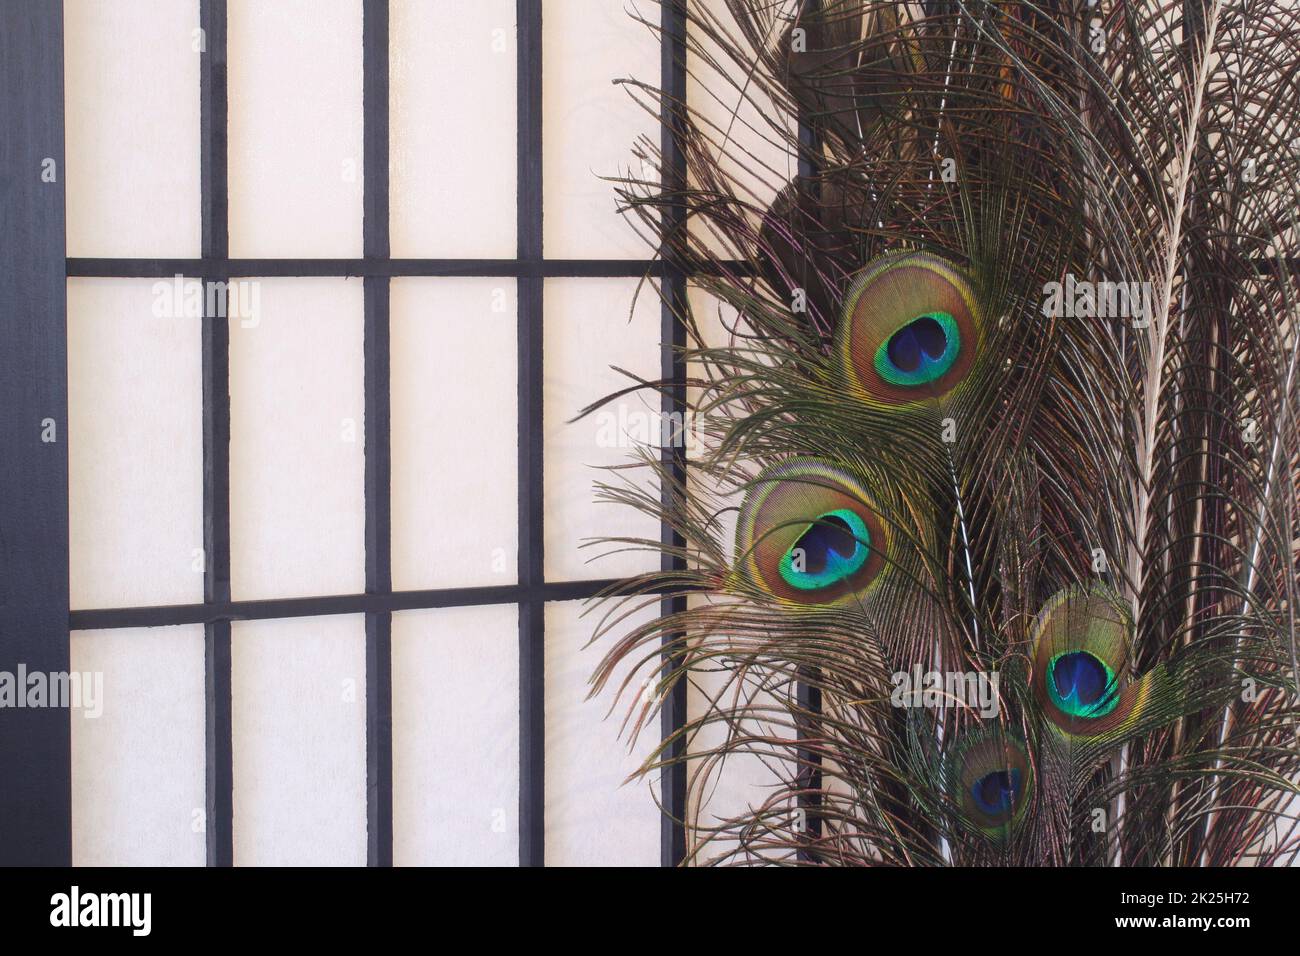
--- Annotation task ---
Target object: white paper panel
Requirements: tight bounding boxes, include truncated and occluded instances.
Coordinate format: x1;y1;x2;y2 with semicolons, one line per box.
684;284;742;447
391;605;519;866
390;279;518;591
64;0;201;258
543;278;662;581
390;0;516;258
681;289;754;864
686;5;795;257
67;279;204;610
683;290;790;867
227;0;364;258
684;625;793;865
232;615;367;866
542;0;659;258
681;289;790;864
71;626;206;867
544;599;660;866
684;286;741;547
228;278;366;600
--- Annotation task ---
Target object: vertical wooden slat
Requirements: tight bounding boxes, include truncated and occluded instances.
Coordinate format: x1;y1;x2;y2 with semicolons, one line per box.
200;0;234;868
363;0;394;867
0;0;72;866
516;0;546;868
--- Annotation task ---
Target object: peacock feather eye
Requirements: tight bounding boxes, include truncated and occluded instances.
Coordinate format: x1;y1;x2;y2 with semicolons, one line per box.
1031;585;1141;737
1048;650;1119;719
949;732;1033;838
874;312;961;387
971;768;1023;818
836;251;983;409
776;508;870;591
735;459;889;608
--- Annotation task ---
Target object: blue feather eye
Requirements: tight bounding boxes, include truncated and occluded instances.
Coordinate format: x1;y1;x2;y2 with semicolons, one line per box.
949;732;1033;838
874;313;961;387
838;252;983;408
735;460;890;608
1050;651;1119;717
1030;586;1163;739
971;768;1023;818
777;509;870;591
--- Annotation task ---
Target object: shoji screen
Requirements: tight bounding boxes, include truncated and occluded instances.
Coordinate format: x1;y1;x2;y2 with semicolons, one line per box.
61;0;700;866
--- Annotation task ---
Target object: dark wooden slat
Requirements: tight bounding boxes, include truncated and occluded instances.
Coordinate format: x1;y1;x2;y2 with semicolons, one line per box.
200;0;234;868
516;0;546;869
0;0;72;866
68;578;673;631
362;0;394;868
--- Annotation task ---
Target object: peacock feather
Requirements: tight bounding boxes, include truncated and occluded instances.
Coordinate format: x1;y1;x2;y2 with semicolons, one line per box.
733;458;892;607
585;0;1300;866
836;251;985;408
944;728;1035;842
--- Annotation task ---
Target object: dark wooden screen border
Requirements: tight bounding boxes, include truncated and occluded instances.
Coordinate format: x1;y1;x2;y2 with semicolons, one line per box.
0;0;73;867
